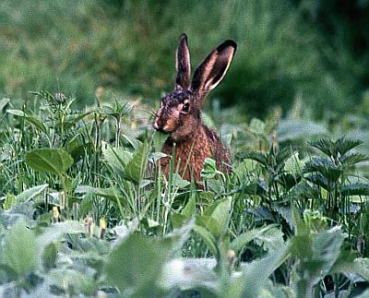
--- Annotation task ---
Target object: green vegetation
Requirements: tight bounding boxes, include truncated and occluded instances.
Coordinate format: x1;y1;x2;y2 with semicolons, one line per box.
1;92;369;297
1;0;369;297
1;0;368;117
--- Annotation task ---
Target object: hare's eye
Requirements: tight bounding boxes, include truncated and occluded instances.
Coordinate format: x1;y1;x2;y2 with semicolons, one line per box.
182;102;190;113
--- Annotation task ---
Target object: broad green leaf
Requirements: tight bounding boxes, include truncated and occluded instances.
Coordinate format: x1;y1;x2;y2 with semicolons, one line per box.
125;141;150;183
42;242;59;271
230;225;282;253
230;242;290;298
249;118;265;135
15;184;48;203
7;109;48;135
253;225;284;252
309;138;335;156
152;131;169;152
310;137;362;158
181;195;196;218
64;111;92;127
243;151;269;167
201;158;218;179
284;152;304;177
5;219;36;276
304;156;342;181
196;214;222;239
305;173;331;191
47;268;96;296
160;258;218;294
25;148;73;176
340;183;369;196
102;142;132;174
339;153;369;167
105;234;170;296
0;97;10;111
331;257;369;280
335;137;363;156
122;133;143;150
206;197;232;235
193;224;217;256
149;152;168;164
165;218;194;253
171;173;191;188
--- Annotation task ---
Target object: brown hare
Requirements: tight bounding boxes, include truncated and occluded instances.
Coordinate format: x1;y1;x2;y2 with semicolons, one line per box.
153;33;237;185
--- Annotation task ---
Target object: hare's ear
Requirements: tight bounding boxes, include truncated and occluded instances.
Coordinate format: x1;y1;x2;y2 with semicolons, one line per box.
175;34;191;90
191;40;237;106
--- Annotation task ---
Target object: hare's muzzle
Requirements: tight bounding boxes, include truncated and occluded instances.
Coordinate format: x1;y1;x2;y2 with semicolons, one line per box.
153;117;176;133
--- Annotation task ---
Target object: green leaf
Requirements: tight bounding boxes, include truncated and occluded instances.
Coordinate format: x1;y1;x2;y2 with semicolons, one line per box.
102;142;132;174
309;138;335;157
230;242;290;298
310;137;363;158
331;257;369;280
249;118;265;135
171;173;191;188
25;148;73;176
305;173;331;191
47;268;96;296
275;147;296;165
201;158;218;179
230;225;283;253
7;109;48;135
335;137;363;156
339;153;369;167
339;183;369;196
243;151;269;167
125;141;150;183
253;225;284;252
181;194;196;218
4;219;36;276
15;184;48;203
311;227;345;272
193;224;218;256
284;151;304;177
207;197;232;235
196;215;222;239
304;156;342;181
152;131;169;152
105;234;170;295
0;97;10;111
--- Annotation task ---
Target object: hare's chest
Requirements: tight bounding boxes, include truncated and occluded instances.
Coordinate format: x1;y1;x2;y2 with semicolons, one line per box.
161;139;211;183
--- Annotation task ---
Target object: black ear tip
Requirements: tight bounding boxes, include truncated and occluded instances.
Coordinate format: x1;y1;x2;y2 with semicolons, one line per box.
180;33;188;41
224;40;237;51
216;40;237;54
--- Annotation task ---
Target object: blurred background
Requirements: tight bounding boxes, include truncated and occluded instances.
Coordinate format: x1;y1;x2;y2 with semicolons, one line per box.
0;0;368;120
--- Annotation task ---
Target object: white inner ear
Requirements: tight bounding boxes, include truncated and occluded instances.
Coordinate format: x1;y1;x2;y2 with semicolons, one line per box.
205;47;235;92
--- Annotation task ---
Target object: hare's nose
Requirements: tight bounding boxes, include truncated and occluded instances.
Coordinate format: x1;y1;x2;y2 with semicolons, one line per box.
153;121;159;130
153;119;165;131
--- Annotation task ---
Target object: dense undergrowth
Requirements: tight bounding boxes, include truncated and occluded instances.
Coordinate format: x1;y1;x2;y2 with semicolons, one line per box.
1;93;369;297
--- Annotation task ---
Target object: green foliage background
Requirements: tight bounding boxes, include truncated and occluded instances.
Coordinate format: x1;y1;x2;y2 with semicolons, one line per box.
1;0;368;117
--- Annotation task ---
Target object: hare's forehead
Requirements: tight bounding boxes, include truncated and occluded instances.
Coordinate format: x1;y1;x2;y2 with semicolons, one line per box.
161;90;193;106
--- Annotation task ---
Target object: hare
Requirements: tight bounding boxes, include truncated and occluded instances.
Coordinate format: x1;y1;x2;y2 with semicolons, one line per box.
153;34;237;185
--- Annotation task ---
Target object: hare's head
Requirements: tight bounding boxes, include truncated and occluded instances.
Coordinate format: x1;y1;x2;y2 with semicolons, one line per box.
153;34;237;142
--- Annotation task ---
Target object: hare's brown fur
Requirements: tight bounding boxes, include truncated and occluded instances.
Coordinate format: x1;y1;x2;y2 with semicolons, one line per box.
159;120;229;183
153;34;236;185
